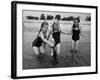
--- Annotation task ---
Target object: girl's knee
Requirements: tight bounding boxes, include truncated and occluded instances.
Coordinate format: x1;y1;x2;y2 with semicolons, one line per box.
32;47;39;55
57;51;60;55
56;45;60;55
39;46;45;54
34;52;39;55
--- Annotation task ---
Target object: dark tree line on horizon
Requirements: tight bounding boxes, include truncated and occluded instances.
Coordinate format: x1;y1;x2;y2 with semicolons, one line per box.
26;14;91;21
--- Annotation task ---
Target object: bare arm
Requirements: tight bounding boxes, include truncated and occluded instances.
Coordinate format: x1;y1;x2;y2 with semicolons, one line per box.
81;34;87;37
40;32;51;45
61;30;72;35
40;32;54;48
60;27;72;35
71;25;73;35
79;26;87;37
46;28;52;40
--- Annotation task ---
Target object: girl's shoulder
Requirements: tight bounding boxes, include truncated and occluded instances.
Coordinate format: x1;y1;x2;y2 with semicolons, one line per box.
49;27;53;33
48;26;53;31
79;26;81;30
38;31;43;37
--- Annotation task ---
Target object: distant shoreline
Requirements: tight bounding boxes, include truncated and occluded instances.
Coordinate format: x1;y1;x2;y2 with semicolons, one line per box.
23;20;91;25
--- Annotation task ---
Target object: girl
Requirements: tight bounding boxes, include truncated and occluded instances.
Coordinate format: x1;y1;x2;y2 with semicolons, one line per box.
47;15;69;63
71;18;87;53
32;21;54;58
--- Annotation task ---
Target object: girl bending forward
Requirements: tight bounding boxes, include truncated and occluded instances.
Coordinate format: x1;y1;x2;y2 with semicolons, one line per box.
32;21;54;58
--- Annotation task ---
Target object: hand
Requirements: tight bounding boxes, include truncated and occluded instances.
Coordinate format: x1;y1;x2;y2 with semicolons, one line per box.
81;35;88;40
49;42;54;48
83;35;88;38
85;35;88;39
50;38;55;44
43;44;47;49
81;34;87;38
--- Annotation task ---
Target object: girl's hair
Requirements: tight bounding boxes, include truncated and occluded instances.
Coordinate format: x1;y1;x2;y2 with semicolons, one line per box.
52;15;60;28
52;22;59;28
55;15;61;20
72;18;80;29
39;21;49;32
73;18;80;23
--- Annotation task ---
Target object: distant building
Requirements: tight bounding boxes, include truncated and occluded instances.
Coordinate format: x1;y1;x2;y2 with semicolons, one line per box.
26;16;39;20
40;14;45;20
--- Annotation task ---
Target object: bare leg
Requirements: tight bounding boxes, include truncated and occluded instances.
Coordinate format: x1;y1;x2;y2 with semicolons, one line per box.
52;43;60;64
37;46;45;60
72;40;75;51
72;40;74;50
32;47;39;55
56;43;61;55
75;40;79;51
50;38;55;56
51;48;54;56
39;46;45;54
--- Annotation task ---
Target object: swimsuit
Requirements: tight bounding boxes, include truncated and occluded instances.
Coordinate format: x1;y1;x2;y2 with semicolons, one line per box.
32;32;46;47
52;22;61;46
72;25;80;41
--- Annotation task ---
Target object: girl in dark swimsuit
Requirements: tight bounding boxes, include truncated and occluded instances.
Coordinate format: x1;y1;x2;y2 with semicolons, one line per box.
71;18;87;53
47;15;69;63
32;21;54;57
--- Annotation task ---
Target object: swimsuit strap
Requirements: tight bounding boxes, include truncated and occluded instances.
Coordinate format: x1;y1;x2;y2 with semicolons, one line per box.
73;24;80;30
36;22;45;38
53;22;60;32
37;31;41;37
43;32;47;38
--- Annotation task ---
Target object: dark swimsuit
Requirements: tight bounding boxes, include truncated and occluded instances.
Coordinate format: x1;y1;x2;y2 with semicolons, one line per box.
52;22;61;46
72;24;80;41
32;32;46;47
